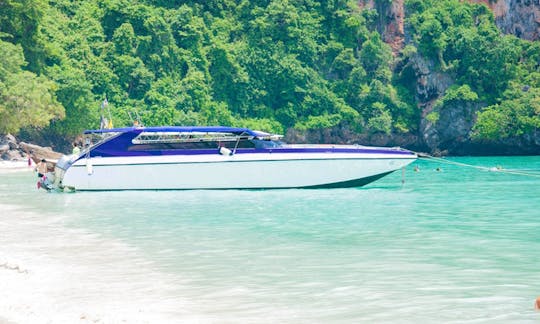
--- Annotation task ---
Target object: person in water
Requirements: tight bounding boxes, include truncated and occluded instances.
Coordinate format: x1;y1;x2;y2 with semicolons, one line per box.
35;159;48;178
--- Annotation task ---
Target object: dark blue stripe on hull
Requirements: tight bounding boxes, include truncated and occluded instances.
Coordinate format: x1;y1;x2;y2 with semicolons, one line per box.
300;171;394;189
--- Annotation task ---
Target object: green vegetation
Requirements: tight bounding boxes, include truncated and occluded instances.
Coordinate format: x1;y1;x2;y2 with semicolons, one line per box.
0;0;538;146
0;39;64;134
406;0;540;141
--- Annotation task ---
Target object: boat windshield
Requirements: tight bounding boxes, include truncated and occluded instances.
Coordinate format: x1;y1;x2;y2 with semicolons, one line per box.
130;131;258;151
83;131;122;153
132;131;254;144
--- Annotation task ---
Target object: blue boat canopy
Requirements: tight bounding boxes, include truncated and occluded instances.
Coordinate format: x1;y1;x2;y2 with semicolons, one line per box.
84;126;264;137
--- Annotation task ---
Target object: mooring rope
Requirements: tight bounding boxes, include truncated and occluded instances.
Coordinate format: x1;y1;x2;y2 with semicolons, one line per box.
416;153;540;179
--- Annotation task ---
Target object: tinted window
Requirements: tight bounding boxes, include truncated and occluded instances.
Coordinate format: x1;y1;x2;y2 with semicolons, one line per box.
128;139;255;151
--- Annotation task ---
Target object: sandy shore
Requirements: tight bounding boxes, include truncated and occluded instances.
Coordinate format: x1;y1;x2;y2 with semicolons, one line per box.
0;201;186;323
0;160;34;173
0;316;16;324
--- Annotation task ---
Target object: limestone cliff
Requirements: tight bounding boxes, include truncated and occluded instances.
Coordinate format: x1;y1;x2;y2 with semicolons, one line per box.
359;0;405;55
358;0;540;155
365;0;539;50
471;0;540;41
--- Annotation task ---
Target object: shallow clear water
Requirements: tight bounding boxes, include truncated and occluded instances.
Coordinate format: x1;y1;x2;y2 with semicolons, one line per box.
1;157;540;323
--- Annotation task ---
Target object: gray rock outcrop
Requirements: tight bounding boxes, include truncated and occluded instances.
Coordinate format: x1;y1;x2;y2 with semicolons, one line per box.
0;134;63;163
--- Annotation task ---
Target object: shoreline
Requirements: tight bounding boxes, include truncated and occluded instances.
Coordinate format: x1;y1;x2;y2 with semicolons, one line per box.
0;160;34;173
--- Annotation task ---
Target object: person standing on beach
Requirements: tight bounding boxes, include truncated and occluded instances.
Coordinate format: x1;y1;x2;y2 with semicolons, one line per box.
35;159;48;178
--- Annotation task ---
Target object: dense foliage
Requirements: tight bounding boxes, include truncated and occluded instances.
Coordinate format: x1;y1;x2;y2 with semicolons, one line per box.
0;0;538;146
405;0;540;140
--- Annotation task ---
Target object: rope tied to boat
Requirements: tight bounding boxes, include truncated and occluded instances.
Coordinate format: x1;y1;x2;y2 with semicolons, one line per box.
416;152;540;179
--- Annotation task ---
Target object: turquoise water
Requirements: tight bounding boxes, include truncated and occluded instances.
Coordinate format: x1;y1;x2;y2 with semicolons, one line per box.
1;157;540;322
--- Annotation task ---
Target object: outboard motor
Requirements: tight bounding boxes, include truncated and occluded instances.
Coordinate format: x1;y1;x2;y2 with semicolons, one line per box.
52;154;78;190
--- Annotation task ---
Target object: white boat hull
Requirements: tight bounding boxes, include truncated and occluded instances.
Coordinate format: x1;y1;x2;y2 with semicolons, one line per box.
61;152;415;190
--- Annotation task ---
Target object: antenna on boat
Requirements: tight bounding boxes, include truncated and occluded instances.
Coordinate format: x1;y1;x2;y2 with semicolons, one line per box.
134;110;142;126
127;110;143;127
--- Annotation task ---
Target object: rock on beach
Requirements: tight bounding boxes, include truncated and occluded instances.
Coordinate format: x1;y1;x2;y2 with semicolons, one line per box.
0;134;62;168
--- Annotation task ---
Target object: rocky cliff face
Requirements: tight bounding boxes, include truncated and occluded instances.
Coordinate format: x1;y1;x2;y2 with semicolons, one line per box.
356;0;540;155
359;0;405;55
372;0;540;47
410;54;465;153
471;0;540;41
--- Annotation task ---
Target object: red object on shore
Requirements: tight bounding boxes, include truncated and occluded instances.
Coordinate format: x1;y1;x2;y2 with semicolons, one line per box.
535;297;540;310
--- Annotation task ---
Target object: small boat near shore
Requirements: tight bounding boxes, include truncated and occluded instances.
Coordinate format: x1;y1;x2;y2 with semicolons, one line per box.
45;126;416;191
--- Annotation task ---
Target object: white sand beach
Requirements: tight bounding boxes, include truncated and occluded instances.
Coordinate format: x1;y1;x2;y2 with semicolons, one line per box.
0;169;203;323
0;202;194;323
0;160;34;173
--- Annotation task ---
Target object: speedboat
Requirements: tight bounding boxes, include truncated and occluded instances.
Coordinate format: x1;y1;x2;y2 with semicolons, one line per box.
49;126;416;190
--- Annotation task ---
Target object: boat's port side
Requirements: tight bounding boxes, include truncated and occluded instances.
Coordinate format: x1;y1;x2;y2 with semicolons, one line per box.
60;153;416;190
53;126;418;191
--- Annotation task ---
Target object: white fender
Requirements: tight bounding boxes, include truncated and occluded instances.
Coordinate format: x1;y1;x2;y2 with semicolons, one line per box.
219;147;233;156
86;158;93;175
